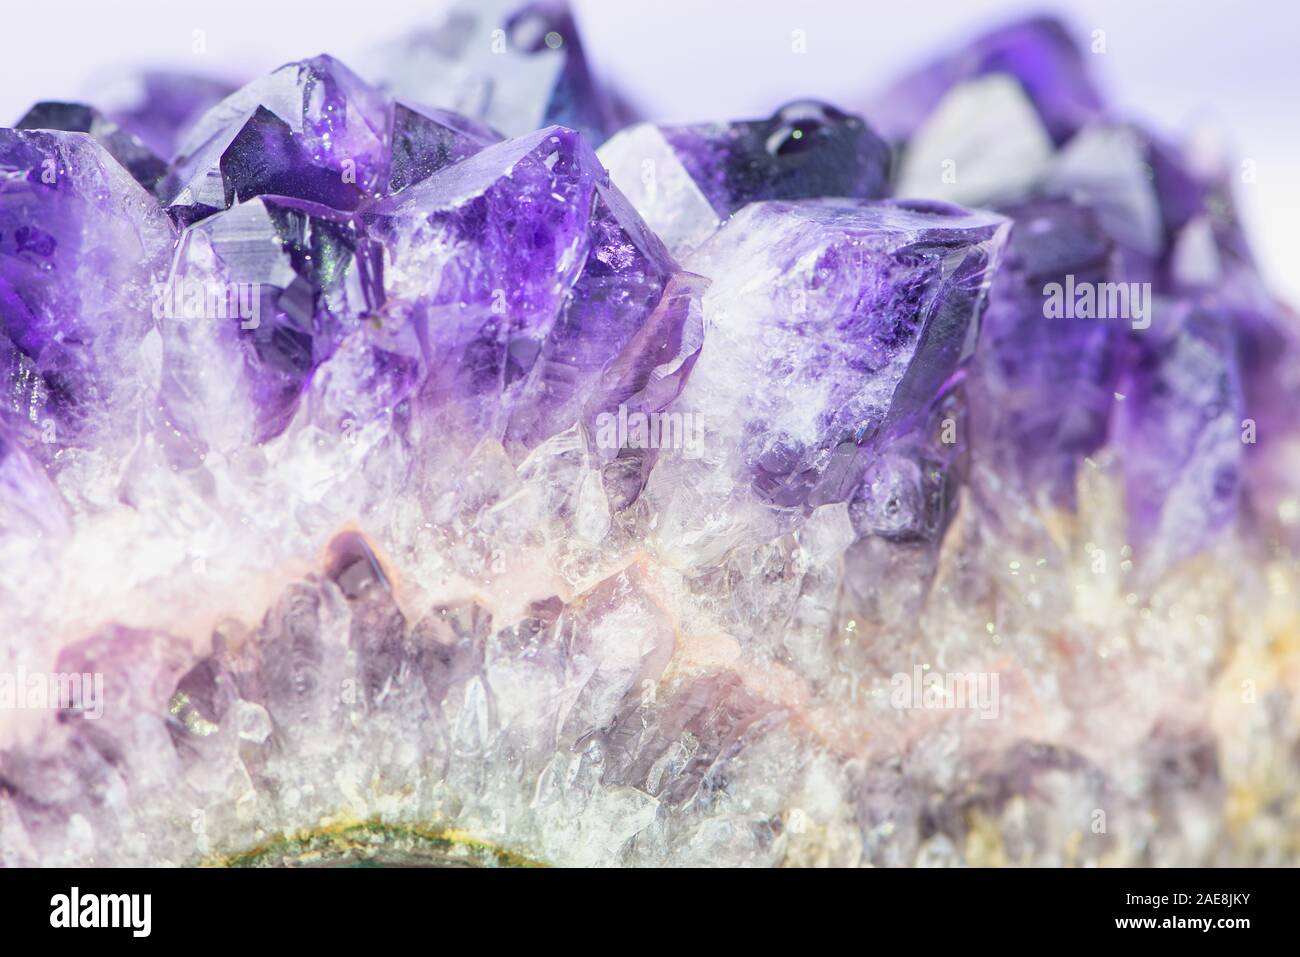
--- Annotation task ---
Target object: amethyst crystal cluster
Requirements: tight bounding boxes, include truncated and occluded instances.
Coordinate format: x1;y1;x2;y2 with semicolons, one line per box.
2;6;1298;867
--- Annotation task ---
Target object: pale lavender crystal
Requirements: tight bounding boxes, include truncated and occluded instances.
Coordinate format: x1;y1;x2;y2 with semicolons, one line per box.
100;71;237;160
0;129;175;455
2;626;190;857
838;382;968;633
1114;301;1243;576
368;0;614;145
597;670;777;807
870;15;1103;146
848;405;960;544
0;426;68;541
15;102;166;191
1233;296;1300;553
580;272;706;507
1233;302;1300;448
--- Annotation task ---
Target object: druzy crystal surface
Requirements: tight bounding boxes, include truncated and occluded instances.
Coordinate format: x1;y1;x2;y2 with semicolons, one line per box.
2;9;1299;868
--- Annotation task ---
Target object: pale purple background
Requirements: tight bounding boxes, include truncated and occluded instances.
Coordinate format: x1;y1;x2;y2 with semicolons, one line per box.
1;0;1296;301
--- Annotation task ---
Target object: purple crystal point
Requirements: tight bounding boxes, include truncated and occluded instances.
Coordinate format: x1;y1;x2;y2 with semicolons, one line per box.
648;197;1008;557
662;100;891;215
159;195;372;454
506;156;681;451
1036;122;1259;301
599;100;891;254
871;15;1104;147
1040;124;1165;275
388;102;502;195
0;129;175;453
970;196;1121;506
506;1;612;142
1150;136;1220;248
15;102;167;191
1234;297;1300;547
99;71;237;161
361;126;596;439
363;125;690;454
849;388;963;545
581;271;706;508
162;55;393;224
840;383;965;629
1153;137;1257;296
369;0;614;145
595;124;720;256
1147;135;1289;493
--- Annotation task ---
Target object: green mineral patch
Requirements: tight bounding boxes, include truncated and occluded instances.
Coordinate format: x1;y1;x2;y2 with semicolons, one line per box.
206;819;545;868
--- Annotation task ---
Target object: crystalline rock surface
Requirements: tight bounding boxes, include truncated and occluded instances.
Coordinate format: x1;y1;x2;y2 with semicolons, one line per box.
1;8;1299;867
